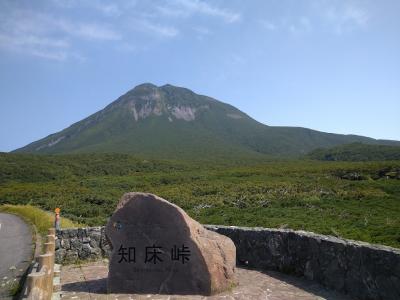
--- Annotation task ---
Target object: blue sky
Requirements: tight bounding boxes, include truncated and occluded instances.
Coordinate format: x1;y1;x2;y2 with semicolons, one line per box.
0;0;399;152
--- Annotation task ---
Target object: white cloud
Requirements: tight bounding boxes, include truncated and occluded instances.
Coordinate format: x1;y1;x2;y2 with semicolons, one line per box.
325;5;369;34
229;54;246;66
194;26;211;36
94;3;123;17
193;26;211;35
134;19;179;38
155;5;188;18
0;33;71;61
57;21;122;40
289;16;312;35
305;1;370;35
258;2;369;36
259;17;312;35
157;0;241;23
259;20;277;31
0;9;70;61
51;0;124;17
192;26;212;41
344;6;369;26
29;49;68;61
0;6;121;61
0;34;69;49
76;23;121;40
0;0;240;61
300;17;312;29
115;42;137;52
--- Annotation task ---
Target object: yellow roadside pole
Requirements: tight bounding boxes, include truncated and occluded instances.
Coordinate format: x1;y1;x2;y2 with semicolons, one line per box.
54;208;60;230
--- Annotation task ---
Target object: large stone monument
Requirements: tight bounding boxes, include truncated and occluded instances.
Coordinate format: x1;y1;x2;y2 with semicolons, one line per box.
105;192;237;295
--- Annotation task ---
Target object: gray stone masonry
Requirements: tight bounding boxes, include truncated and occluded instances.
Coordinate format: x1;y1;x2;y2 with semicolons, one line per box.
55;225;400;300
55;226;111;264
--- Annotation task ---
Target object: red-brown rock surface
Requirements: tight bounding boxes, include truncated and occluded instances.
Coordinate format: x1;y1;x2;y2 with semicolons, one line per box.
105;192;237;295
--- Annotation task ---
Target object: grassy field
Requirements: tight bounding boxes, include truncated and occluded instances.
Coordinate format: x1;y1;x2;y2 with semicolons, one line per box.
0;153;399;248
0;204;82;235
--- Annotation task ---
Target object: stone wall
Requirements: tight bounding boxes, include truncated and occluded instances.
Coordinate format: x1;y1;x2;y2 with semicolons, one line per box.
55;227;111;263
55;225;400;300
205;225;400;300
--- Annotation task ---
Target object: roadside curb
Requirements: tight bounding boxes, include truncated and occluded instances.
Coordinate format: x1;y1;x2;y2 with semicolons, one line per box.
51;264;61;300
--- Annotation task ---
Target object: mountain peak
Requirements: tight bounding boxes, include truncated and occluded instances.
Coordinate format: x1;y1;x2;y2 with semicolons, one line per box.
126;83;195;96
127;83;158;94
134;82;158;89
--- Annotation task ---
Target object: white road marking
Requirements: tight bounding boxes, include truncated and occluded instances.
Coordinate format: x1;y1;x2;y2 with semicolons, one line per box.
0;223;2;231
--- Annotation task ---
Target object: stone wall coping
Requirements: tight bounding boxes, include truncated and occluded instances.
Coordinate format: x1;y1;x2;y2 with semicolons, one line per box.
204;224;400;254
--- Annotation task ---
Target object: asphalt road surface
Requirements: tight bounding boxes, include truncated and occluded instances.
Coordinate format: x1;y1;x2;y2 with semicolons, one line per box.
0;213;33;298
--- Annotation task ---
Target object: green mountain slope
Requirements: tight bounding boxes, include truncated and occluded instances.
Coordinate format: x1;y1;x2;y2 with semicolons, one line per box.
13;83;400;159
308;143;400;161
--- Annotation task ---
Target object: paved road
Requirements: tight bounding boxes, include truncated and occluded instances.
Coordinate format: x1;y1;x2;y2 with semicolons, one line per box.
0;213;33;298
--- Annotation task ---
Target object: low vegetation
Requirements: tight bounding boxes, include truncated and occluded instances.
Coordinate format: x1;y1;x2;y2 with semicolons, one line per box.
0;153;399;248
0;204;82;235
308;142;400;161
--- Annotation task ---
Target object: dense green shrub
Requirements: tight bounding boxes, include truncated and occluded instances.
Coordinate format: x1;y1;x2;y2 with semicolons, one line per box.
0;153;399;247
